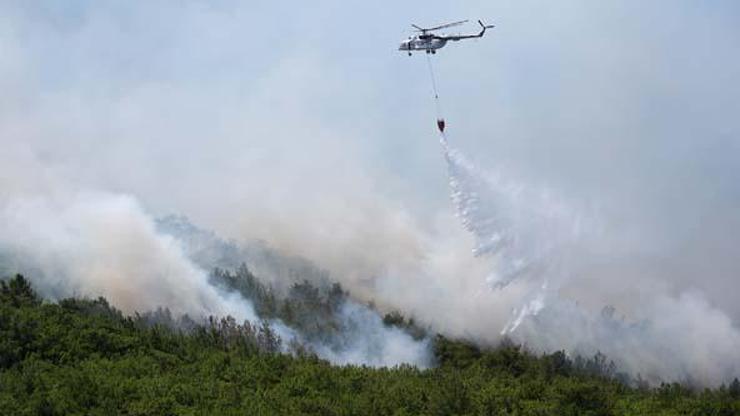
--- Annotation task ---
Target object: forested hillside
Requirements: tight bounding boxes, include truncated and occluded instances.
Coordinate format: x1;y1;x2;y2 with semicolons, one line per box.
2;274;739;415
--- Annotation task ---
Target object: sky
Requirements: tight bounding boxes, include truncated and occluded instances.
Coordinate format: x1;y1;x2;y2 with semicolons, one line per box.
1;0;740;382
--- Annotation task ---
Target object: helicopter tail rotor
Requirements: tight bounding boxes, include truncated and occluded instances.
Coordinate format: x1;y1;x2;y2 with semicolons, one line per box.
478;20;495;30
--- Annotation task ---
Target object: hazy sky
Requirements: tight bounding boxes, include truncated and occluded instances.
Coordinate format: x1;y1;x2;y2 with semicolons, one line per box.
1;1;739;319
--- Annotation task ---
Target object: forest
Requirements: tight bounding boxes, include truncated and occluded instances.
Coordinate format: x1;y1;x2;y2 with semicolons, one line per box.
2;273;740;415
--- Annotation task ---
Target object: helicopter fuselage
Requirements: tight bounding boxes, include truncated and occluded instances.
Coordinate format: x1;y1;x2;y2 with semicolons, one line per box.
399;36;448;54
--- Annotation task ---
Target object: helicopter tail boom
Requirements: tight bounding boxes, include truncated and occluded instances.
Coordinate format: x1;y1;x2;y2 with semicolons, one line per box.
434;20;495;42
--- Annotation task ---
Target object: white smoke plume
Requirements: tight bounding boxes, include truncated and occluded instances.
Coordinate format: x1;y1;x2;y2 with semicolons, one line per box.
0;190;257;322
155;214;432;368
0;187;433;368
298;302;432;368
1;0;739;386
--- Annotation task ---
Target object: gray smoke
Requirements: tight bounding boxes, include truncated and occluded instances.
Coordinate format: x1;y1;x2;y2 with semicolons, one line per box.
0;188;432;368
0;190;257;321
154;214;432;368
1;0;739;385
291;302;432;368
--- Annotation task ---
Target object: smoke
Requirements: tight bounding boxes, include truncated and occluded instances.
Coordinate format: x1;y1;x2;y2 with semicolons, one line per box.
0;190;257;322
1;0;739;385
154;214;432;368
0;187;433;368
298;302;432;368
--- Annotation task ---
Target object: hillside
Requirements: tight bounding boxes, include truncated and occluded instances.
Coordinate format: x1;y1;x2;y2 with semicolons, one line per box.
2;274;739;415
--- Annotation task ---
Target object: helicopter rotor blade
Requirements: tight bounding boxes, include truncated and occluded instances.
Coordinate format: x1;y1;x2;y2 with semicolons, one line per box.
425;20;468;32
412;20;468;33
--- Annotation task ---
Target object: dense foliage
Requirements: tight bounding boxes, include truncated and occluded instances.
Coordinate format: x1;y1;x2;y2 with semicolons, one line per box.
1;275;739;415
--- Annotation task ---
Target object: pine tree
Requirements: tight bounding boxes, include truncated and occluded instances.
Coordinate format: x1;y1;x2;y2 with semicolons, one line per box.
730;378;740;399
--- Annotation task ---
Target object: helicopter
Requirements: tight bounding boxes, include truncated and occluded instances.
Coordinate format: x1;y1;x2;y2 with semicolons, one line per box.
399;20;494;56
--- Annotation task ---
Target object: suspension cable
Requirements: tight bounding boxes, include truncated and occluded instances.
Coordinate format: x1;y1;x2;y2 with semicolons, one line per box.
425;54;446;134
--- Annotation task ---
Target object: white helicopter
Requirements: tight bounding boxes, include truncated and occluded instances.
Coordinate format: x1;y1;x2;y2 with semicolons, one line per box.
399;20;494;56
